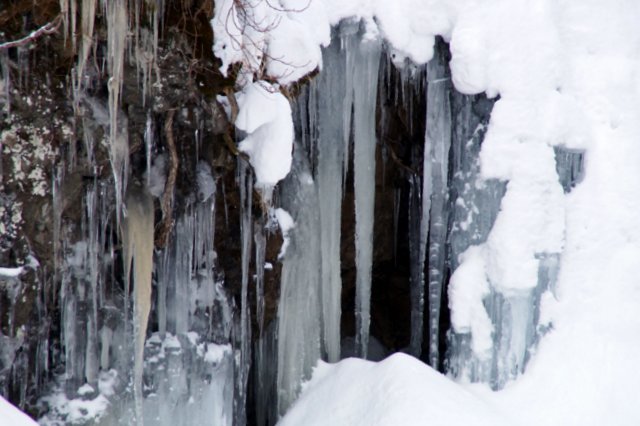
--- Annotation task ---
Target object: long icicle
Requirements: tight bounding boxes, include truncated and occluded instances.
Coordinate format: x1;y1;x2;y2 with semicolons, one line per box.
352;35;381;359
107;0;129;227
236;158;252;425
316;33;347;362
123;183;154;426
425;46;451;369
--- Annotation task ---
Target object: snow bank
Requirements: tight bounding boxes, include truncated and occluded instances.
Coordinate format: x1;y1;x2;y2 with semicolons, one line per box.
279;353;513;426
0;396;37;425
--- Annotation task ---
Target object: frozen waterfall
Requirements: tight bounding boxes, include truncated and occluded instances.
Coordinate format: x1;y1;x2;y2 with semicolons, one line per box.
1;1;611;425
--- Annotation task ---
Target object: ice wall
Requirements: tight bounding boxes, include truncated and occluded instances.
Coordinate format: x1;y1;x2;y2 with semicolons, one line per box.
41;170;234;426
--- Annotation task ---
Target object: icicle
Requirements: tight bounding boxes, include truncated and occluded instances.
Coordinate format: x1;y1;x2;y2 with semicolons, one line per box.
122;183;154;425
144;113;153;187
255;225;266;333
85;185;100;385
174;215;194;335
408;174;424;357
554;146;584;193
352;35;381;359
341;23;358;190
424;48;451;368
276;143;322;415
235;159;252;425
107;0;129;226
254;323;277;426
314;34;347;362
156;249;168;339
73;0;96;110
52;164;64;290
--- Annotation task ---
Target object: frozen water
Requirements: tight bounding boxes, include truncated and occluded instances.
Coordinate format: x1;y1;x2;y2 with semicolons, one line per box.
423;47;451;368
122;184;154;424
310;32;348;362
276;143;322;415
351;33;381;359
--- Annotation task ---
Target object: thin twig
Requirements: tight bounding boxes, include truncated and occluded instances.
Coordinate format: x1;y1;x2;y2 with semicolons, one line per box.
383;136;418;175
0;16;62;50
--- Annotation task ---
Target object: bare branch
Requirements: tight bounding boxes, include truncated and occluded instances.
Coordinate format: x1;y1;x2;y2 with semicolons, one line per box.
383;136;418;176
0;16;62;50
155;109;179;248
264;0;312;14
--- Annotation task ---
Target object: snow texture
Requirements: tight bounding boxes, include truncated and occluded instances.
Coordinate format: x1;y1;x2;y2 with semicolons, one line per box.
235;81;294;187
0;396;37;425
274;207;294;259
0;266;24;278
279;354;513;426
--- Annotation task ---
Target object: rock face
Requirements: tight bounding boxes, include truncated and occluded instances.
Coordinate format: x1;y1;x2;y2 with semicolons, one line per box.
0;0;273;419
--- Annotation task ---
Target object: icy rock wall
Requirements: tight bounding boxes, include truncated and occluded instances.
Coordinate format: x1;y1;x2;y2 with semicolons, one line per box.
1;1;240;424
40;175;234;426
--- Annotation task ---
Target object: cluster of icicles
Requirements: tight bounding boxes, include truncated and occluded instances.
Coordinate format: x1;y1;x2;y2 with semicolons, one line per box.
2;1;585;425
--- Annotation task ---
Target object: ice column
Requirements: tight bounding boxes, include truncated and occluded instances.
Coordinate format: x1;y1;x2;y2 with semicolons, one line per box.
408;173;425;357
276;145;322;416
235;159;252;425
424;50;451;368
123;183;154;425
106;0;129;225
351;35;381;359
314;33;348;362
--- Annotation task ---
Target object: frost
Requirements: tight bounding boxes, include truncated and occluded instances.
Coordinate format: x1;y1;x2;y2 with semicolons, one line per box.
0;122;58;197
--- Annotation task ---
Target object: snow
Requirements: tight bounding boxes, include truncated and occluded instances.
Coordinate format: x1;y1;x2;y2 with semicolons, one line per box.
279;354;513;426
204;343;231;364
0;396;37;426
210;0;640;423
225;0;640;425
274;207;294;259
0;266;24;278
448;245;493;357
235;81;294;187
39;388;110;425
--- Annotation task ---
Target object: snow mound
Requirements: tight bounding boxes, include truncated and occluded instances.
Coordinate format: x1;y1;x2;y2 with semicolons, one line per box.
0;396;37;426
278;353;513;426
